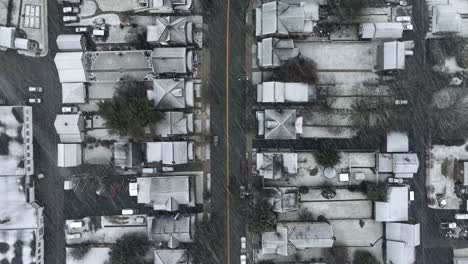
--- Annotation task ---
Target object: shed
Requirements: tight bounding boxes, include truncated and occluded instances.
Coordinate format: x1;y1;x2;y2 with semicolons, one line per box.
57;143;82;167
56;34;84;51
62;83;86;104
0;27;15;48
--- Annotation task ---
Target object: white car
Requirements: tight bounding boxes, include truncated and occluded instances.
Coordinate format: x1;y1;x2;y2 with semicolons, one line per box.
455;214;468;220
66;233;82;240
395;16;411;22
62;106;78;113
75;27;88;33
63;6;80;14
122;209;134;215
240;255;247;264
440;222;457;229
28;86;43;92
63;16;79;23
403;24;414;30
28;98;41;104
387;177;404;184
241;237;246;250
395;99;408;105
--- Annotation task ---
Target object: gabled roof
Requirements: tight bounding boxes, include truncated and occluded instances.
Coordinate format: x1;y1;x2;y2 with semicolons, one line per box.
386;222;420;246
149;215;194;248
258;38;299;67
62;82;85;104
257;81;313;103
54;52;86;83
57;143;82;167
432;5;462;34
150;79;194;109
360;23;404;39
387;131;409;152
264;109;298;139
379;41;405;71
147;17;189;44
146;141;191;165
256;152;298;179
264;187;299;212
154;249;189;264
152;47;189;73
375;186;408;222
153;112;193;137
137;176;192;211
54;114;84;143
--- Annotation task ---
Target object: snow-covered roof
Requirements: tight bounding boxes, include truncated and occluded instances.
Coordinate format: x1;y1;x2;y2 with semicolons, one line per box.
375;186;408;222
152;47;190;73
432;5;462;34
264;187;299;213
386;240;416;264
379;41;405;71
360;23;404;39
149;215;194;248
257;82;314;103
262;226;288;256
154;249;190;264
148;79;194;109
153;112;193;137
386;222;420;246
386;131;409;153
62;82;86;104
0;26;15;48
136;176;193;211
258;38;299;68
58;143;82;167
66;247;110;264
263;109;300;140
54;52;86;83
147;17;191;44
256;152;298;179
56;34;84;51
256;1;316;37
146;141;193;165
113;142;134;168
54;114;84;143
392;153;419;174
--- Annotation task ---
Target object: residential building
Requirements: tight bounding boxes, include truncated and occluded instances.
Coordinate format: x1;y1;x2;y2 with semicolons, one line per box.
154;249;191;264
375;186;409;222
135;0;192;14
113;142;141;169
54;114;85;143
256;151;298;179
431;5;462;35
56;34;85;51
377;41;406;71
152;47;193;74
257;109;303;140
54;52;87;83
132;176;195;211
264;187;299;212
66;247;110;264
378;153;419;178
145;141;194;166
62;82;86;104
148;215;195;248
386;131;409;153
148;78;195;109
151;111;194;137
57;143;82;167
386;223;420;264
147;17;193;45
256;81;316;103
360;22;404;39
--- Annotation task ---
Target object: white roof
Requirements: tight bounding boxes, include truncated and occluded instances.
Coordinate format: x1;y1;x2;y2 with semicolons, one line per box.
54;114;84;143
154;249;189;264
387;131;409;152
153;112;193;137
146;142;190;165
360;23;404;39
432;5;462;34
62;82;85;104
57;143;82;167
14;38;29;50
386;240;416;264
392;153;419;174
147;17;189;44
56;34;83;51
375;186;408;222
257;82;312;103
54;52;86;83
386;222;420;246
150;79;194;109
263;109;299;140
258;38;299;68
256;152;298;179
0;26;15;48
152;47;189;73
380;41;405;70
137;176;192;211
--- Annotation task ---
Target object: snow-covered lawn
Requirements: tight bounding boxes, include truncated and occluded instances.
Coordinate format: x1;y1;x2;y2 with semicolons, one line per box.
66;247;110;264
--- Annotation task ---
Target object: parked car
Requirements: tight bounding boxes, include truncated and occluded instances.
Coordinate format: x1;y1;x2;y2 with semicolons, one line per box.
28;98;41;104
64;180;75;190
63;16;79;23
75;27;88;33
66;233;82;239
69;220;84;229
440;222;457;229
409;191;415;201
63;6;80;13
241;237;246;251
28;86;43;92
122;209;134;215
387;177;404;184
395;16;411;22
399;0;408;6
62;106;79;113
403;24;413;30
455;214;468;220
37;173;45;179
395;99;408;105
240;255;247;264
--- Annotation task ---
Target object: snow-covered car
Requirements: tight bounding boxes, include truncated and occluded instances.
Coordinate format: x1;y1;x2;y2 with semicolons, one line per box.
395;99;408;105
240;255;247;264
440;222;457;229
395;16;411;22
387;177;404;184
28;98;41;104
74;27;88;33
122;209;134;215
68;220;84;229
63;16;79;23
63;6;80;14
403;24;413;30
62;106;79;113
241;237;246;251
66;233;82;240
455;214;468;220
28;86;43;92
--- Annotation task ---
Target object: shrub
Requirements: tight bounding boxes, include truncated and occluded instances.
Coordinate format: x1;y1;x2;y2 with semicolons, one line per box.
109;234;149;264
315;143;341;168
353;250;380;264
270;57;319;84
69;246;91;260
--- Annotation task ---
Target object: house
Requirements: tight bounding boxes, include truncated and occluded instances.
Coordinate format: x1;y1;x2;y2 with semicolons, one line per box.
378;153;419;178
386;131;409;153
57;143;82;167
375;186;409;222
148;215;195;248
56;34;85;51
62;82;86;104
264;187;299;212
151;111;194;137
0;106;34;176
145;141;194;165
257;82;316;103
360;22;404;39
135;0;192;14
256;151;298;179
154;249;191;264
454;248;468;264
386;223;420;264
54;52;86;83
256;109;303;140
152;47;193;74
54;114;85;143
147;17;193;45
257;38;299;68
262;222;334;256
255;1;318;37
377;41;405;71
432;5;461;35
147;79;195;109
133;176;195;211
113;142;141;169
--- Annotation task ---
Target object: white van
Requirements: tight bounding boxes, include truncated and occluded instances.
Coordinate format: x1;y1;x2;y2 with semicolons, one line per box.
122;209;134;215
455;214;468;220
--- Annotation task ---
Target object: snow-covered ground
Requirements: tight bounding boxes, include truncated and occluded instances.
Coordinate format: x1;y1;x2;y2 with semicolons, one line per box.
66;247;110;264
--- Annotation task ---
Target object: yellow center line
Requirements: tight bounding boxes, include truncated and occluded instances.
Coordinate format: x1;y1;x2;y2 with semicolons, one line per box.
225;0;231;263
